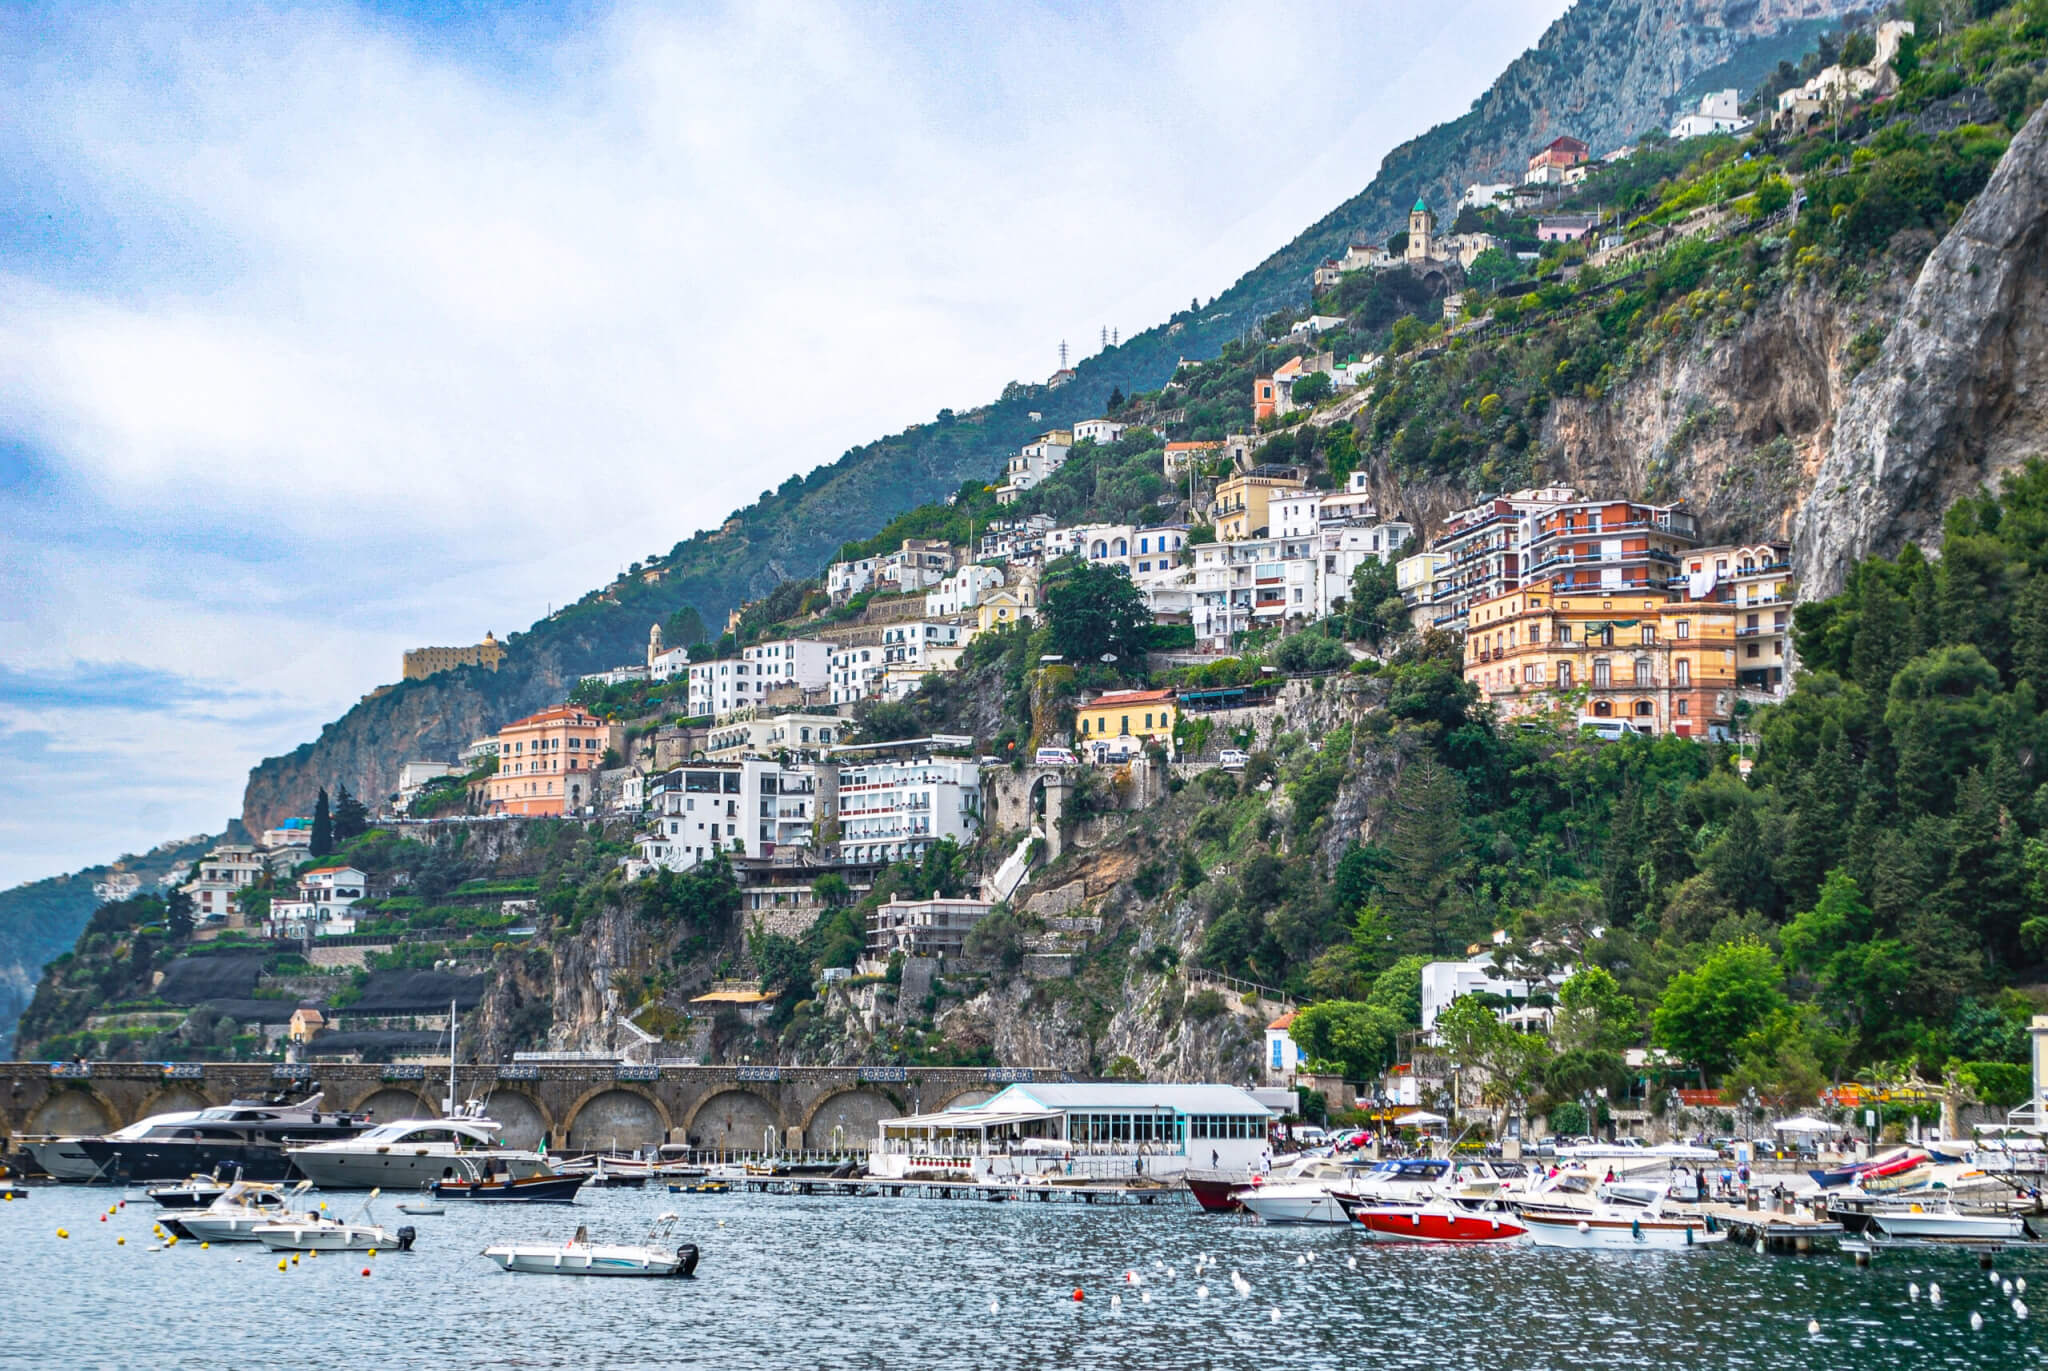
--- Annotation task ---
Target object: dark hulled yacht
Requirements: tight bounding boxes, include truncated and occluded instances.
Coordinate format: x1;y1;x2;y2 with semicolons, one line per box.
72;1093;373;1182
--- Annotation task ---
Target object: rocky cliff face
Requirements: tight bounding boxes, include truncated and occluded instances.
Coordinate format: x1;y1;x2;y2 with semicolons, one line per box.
1796;100;2048;594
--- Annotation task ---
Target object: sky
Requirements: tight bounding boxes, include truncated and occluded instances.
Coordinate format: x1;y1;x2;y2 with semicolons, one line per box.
0;0;1569;890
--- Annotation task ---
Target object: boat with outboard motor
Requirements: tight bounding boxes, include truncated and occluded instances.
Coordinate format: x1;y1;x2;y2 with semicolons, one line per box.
483;1214;701;1277
1352;1197;1530;1244
1809;1147;1927;1190
253;1188;415;1253
1827;1192;2028;1242
72;1094;373;1183
145;1171;238;1208
1236;1159;1375;1225
165;1180;312;1243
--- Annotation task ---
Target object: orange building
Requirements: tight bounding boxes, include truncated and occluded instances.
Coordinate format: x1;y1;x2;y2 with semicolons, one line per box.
483;705;618;815
1462;578;1738;737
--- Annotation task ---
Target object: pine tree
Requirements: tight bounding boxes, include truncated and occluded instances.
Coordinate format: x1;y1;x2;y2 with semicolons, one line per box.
1379;757;1468;957
1849;573;1907;696
310;788;333;857
1107;386;1125;412
1937;769;2027;969
1600;777;1646;927
333;785;369;843
2011;574;2048;694
1774;728;1851;909
1642;787;1695;920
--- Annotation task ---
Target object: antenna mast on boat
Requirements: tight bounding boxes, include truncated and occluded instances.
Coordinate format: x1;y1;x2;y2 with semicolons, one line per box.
445;998;458;1116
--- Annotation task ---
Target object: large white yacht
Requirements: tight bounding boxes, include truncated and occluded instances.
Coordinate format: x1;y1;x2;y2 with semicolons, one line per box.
23;1109;203;1181
286;1109;548;1190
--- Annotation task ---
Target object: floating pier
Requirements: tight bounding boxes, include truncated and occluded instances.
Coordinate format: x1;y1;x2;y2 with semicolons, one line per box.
731;1175;1180;1205
1681;1201;1846;1253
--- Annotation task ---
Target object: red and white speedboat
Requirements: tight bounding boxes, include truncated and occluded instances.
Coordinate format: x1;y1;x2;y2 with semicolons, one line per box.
1353;1200;1527;1244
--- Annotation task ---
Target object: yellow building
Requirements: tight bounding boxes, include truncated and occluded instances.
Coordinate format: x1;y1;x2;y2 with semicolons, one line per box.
483;704;617;815
975;587;1035;636
402;631;503;681
1214;468;1306;541
1462;579;1738;737
1074;688;1177;759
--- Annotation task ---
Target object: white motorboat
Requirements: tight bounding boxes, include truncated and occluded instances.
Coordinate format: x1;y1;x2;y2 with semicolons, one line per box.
1865;1204;2026;1242
165;1180;311;1243
484;1215;701;1278
253;1189;415;1253
1519;1195;1726;1250
286;1112;546;1190
1237;1160;1363;1225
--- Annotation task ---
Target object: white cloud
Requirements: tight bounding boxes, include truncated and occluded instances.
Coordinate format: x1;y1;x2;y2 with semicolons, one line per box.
0;0;1567;886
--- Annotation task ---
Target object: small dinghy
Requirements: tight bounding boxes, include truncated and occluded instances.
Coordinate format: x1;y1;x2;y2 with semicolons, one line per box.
254;1187;415;1253
484;1214;701;1278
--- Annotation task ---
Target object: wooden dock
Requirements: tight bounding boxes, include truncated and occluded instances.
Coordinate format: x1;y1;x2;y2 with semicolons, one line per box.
730;1175;1183;1205
1679;1201;1845;1252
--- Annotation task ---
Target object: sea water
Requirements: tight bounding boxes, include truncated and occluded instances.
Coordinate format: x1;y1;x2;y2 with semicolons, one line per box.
3;1184;2043;1368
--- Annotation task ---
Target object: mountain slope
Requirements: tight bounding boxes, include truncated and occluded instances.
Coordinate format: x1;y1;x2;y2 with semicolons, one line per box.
235;0;1867;835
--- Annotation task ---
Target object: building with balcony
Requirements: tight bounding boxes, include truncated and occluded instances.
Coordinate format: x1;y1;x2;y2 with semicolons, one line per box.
1212;466;1307;542
703;711;844;761
1190;534;1320;645
864;897;996;962
630;758;822;875
1677;541;1794;696
483;705;617;815
1425;485;1580;632
997;429;1075;501
1462;579;1739;737
837;757;982;867
740;638;832;693
1521;498;1702;596
180;843;268;929
267;865;368;939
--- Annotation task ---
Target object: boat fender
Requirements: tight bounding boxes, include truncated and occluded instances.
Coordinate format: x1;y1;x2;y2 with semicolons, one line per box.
396;1226;417;1253
1685;1225;1693;1246
1631;1219;1643;1242
1576;1221;1590;1234
1412;1212;1421;1227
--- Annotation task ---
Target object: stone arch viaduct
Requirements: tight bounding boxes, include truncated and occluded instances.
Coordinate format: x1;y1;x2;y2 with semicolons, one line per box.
0;1062;1036;1154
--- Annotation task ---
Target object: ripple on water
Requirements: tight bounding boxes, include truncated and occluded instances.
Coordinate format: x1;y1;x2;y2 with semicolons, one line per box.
4;1187;2046;1368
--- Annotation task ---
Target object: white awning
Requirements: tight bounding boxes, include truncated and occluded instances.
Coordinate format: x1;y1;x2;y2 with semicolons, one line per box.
1773;1115;1834;1134
881;1108;1061;1132
1396;1111;1448;1127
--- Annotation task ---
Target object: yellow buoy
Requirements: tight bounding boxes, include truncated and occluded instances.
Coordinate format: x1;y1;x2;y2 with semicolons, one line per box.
368;1248;377;1257
290;1255;299;1265
200;1242;210;1250
278;1259;288;1272
117;1237;126;1246
56;1228;68;1239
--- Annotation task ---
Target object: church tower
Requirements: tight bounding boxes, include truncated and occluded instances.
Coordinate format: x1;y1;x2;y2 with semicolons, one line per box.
1407;197;1434;262
647;622;663;668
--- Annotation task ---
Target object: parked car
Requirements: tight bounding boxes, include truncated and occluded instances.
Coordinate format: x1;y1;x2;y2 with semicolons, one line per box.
1217;748;1250;770
1034;746;1078;766
1579;720;1649;742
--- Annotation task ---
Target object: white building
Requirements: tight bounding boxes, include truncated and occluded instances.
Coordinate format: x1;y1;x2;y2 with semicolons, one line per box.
882;621;963;670
649;644;694;683
925;564;1006;617
871;1082;1275;1181
1419;957;1533;1033
863;897;996;963
687;657;766;720
395;760;458;811
180;844;268;929
581;663;651;688
829;643;884;706
630;759;820;875
999;429;1075;499
837;756;981;866
1190;535;1321;645
459;736;500;767
267;865;368;939
1072;418;1127;446
260;818;315;851
826;540;958;603
1290;314;1347;337
1460;180;1513;209
1670;88;1753;139
1265;1011;1306;1084
704;711;845;761
741;637;832;693
1130;525;1188;580
979;514;1055;564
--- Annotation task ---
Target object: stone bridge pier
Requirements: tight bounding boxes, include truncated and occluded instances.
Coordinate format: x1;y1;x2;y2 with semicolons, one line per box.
0;1062;1039;1155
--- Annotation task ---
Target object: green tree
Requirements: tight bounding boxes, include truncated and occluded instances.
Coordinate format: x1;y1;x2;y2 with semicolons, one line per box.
1342;556;1407;649
333;785;369;844
1290;999;1405;1079
1554;966;1638;1051
310;788;334;858
1463;247;1523;291
1291;371;1334;407
1042;561;1152;670
1378;756;1470;956
1651;939;1788;1078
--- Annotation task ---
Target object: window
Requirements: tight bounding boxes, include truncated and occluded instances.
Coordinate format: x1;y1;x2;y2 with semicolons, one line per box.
1633;657;1651;685
1640;626;1656;645
1557;624;1572;643
1593;659;1611;687
1674;659;1690;686
1676;700;1689;716
1675;619;1690;639
1557;662;1573;690
1746;643;1760;659
1635;701;1654;717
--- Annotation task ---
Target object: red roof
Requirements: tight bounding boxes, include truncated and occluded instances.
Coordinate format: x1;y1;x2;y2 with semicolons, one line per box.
504;704;599;729
1083;689;1176;707
1540;135;1589;155
1267;1011;1297;1031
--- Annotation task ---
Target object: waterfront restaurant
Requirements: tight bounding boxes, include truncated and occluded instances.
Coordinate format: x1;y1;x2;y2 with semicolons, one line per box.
870;1082;1275;1181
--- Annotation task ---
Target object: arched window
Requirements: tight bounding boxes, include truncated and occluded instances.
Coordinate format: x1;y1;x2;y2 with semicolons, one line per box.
1634;700;1654;717
1593;700;1613;716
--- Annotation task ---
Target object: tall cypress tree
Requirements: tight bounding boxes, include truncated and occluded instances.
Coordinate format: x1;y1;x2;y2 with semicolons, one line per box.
310;787;333;857
1600;776;1646;927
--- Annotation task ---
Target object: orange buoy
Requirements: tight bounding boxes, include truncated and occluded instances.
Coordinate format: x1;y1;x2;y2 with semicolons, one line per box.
362;1268;371;1277
1072;1288;1084;1302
